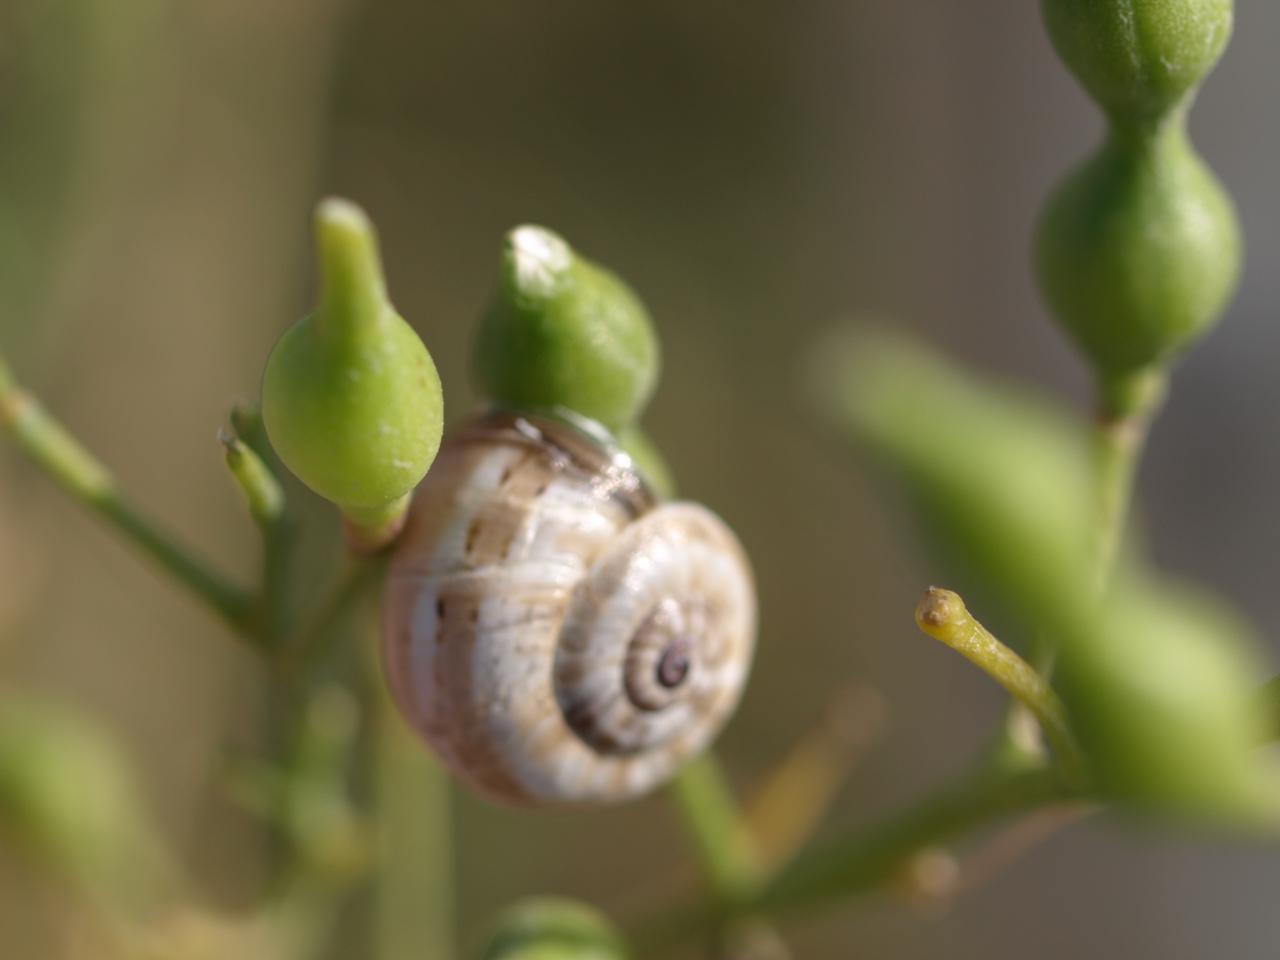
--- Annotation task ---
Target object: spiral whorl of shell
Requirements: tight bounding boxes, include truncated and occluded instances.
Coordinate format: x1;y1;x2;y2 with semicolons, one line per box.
382;411;756;805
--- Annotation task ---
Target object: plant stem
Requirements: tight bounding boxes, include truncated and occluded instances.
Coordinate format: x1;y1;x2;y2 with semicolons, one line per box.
756;764;1070;911
667;752;760;902
97;498;255;630
745;683;886;871
1259;676;1280;741
1094;369;1166;593
222;428;295;647
1;363;255;631
259;519;296;649
915;588;1082;781
633;765;1073;957
373;645;455;960
278;557;386;678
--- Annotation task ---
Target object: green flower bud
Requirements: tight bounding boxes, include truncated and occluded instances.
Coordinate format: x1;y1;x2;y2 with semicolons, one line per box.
262;198;443;549
480;898;627;960
1035;126;1241;395
1056;580;1279;825
1041;0;1232;123
473;225;659;431
220;429;285;529
820;328;1096;626
616;424;675;498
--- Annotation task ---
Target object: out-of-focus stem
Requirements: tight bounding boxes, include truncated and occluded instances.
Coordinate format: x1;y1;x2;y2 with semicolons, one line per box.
278;558;385;678
667;752;761;902
759;766;1070;910
374;691;455;960
1259;676;1280;741
745;684;886;871
632;766;1073;957
1094;368;1166;594
1;358;255;632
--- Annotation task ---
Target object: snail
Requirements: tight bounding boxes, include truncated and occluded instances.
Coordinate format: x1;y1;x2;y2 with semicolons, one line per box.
381;409;756;805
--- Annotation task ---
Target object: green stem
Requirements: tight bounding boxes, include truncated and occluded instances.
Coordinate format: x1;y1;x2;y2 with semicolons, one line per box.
278;557;386;678
1260;676;1280;741
666;752;760;902
222;428;295;647
757;764;1070;911
372;636;455;960
260;518;296;649
98;498;255;630
1094;368;1166;594
1;364;255;631
634;766;1072;957
915;588;1083;782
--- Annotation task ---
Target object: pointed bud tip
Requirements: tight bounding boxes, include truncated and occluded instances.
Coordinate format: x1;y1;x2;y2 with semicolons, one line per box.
312;196;388;332
315;196;372;236
503;224;572;300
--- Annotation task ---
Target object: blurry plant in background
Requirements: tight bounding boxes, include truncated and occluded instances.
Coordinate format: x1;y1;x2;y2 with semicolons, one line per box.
2;1;1278;958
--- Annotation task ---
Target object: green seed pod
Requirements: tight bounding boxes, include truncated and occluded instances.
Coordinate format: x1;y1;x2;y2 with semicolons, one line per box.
480;898;627;960
1055;579;1279;825
1037;0;1239;414
821;328;1096;627
1041;0;1233;123
1035;126;1240;390
473;225;659;432
262;199;443;549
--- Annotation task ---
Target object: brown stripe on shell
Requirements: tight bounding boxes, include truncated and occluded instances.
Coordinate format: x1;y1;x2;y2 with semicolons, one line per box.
451;410;655;521
461;445;565;566
432;577;536;802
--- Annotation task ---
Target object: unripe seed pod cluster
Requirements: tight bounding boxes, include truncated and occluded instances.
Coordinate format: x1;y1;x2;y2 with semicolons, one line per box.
1036;0;1240;412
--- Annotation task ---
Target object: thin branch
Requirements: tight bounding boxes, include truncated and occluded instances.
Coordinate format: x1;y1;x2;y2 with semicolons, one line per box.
374;693;456;960
915;587;1083;782
221;427;296;648
633;765;1075;957
951;802;1096;897
745;683;887;871
754;764;1072;913
276;557;385;677
1094;369;1166;594
1;358;255;633
1260;676;1280;741
667;752;761;903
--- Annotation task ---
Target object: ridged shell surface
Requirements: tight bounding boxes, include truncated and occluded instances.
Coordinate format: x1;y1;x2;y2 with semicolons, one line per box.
382;411;756;805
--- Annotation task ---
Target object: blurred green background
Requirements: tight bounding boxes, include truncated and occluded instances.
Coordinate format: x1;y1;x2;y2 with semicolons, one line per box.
2;2;1278;957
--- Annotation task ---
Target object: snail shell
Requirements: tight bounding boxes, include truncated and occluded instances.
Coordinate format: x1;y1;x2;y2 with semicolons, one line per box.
381;410;756;805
